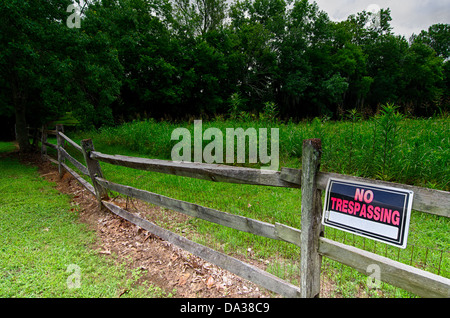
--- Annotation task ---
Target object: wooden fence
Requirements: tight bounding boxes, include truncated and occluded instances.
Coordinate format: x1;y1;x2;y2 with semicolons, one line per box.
40;125;450;298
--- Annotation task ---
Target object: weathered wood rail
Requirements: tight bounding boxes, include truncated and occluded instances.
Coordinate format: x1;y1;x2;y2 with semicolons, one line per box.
90;152;449;218
40;125;450;298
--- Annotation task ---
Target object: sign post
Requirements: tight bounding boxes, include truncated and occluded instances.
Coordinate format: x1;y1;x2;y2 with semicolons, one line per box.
322;178;414;249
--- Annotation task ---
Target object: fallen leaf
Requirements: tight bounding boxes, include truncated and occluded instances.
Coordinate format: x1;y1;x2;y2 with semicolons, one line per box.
179;273;190;286
206;276;214;289
222;275;232;286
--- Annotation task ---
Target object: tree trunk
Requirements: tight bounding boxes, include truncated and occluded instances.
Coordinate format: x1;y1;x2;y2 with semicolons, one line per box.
12;70;32;153
15;103;32;152
13;92;32;153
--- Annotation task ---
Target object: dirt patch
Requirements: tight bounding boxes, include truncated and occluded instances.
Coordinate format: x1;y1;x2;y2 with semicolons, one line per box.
29;153;272;298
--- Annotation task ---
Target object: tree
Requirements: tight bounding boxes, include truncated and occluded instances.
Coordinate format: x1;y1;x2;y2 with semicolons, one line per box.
173;0;227;37
413;24;450;112
401;42;444;114
412;24;450;60
0;0;123;150
442;61;450;112
2;0;447;135
0;0;74;151
364;35;409;108
83;0;178;120
276;0;338;117
228;0;285;112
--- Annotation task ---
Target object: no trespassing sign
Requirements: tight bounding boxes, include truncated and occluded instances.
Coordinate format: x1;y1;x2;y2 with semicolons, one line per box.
322;178;414;249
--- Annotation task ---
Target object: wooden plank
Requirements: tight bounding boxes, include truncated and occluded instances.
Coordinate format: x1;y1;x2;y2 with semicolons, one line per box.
43;141;57;150
43;154;59;165
318;237;450;298
60;162;96;196
95;177;280;241
275;223;301;247
56;125;65;179
41;125;47;160
280;168;301;187
101;200;302;298
81;139;109;203
280;168;450;218
45;129;57;135
42;152;99;197
91;151;298;188
58;132;83;153
102;153;447;217
300;139;323;298
317;171;450;218
59;147;89;176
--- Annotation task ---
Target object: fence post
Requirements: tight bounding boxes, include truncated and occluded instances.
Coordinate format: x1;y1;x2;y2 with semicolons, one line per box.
81;139;109;205
56;125;65;179
300;138;324;298
41;125;47;160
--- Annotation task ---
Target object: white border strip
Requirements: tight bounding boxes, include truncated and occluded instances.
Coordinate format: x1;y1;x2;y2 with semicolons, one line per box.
328;210;399;239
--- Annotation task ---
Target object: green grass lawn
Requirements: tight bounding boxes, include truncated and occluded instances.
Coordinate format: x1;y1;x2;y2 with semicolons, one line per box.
0;142;168;298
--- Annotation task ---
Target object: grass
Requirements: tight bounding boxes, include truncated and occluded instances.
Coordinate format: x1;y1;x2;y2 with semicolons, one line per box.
0;142;169;298
75;111;450;190
51;113;449;297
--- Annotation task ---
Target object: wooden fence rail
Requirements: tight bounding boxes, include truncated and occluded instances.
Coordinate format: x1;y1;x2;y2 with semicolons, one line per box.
40;126;450;298
101;200;302;298
90;151;298;188
90;152;449;218
281;168;449;218
94;177;283;241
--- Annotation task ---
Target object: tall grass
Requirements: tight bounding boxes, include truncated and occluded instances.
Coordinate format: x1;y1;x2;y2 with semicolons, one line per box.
77;110;450;191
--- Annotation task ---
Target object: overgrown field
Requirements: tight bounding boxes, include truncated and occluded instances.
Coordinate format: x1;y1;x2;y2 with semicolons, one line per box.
80;108;449;191
62;112;449;297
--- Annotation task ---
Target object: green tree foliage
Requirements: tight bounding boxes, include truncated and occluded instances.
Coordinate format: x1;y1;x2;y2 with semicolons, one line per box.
0;0;73;150
410;24;449;113
0;0;122;149
0;0;448;150
173;0;227;36
401;42;444;113
412;24;450;59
